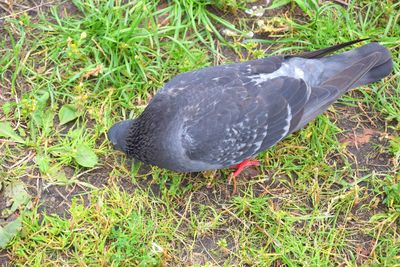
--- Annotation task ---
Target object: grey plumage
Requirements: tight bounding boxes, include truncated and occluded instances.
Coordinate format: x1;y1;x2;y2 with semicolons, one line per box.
108;41;393;172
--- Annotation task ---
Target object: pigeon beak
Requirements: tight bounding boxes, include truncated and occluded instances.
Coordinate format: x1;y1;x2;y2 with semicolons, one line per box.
107;120;133;152
107;124;121;150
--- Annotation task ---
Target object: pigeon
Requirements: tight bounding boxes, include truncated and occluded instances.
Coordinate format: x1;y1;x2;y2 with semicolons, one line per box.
108;40;393;179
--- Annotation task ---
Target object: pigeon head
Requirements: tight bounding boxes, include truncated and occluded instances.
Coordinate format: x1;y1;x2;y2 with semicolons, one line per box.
107;97;180;168
107;120;134;153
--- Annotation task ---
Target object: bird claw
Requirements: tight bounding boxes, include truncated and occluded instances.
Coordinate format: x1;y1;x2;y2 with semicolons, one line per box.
228;173;238;194
228;159;260;194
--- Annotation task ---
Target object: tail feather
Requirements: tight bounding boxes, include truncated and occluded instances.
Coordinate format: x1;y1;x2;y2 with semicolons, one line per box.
321;52;381;89
319;42;393;88
287;38;370;59
289;41;393;132
355;53;393;87
292;50;390;132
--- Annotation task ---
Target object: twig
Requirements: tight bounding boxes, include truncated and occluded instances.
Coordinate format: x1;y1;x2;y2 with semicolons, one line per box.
0;139;18;145
324;0;361;10
0;1;30;10
0;0;55;20
199;239;219;265
9;151;35;169
75;167;101;179
0;2;11;14
55;187;72;208
173;210;191;224
329;0;350;6
357;102;377;127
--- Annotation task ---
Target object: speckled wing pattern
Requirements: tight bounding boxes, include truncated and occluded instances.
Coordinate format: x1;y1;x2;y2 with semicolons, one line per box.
161;51;382;168
165;57;310;167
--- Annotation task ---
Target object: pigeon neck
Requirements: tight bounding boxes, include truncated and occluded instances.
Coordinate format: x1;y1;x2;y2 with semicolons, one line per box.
125;115;158;163
125;96;176;164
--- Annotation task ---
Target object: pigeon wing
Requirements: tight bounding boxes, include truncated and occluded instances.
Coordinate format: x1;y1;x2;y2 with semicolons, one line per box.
160;56;284;95
180;76;310;167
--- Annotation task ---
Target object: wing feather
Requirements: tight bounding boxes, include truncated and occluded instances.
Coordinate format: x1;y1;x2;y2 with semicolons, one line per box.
181;76;310;166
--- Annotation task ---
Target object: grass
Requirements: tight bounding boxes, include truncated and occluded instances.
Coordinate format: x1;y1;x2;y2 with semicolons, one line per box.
0;0;399;266
11;187;180;266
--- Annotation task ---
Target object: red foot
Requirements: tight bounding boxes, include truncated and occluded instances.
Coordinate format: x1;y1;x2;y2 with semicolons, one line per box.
230;159;260;177
228;159;260;194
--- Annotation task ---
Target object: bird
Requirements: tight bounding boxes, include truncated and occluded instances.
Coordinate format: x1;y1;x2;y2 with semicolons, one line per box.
108;39;393;191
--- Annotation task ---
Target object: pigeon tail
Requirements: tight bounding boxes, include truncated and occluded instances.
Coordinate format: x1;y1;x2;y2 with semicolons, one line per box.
352;43;393;87
319;42;393;89
291;38;370;59
292;49;391;132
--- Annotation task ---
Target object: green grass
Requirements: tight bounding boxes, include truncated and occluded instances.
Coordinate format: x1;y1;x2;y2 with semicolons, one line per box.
11;187;179;266
1;0;399;266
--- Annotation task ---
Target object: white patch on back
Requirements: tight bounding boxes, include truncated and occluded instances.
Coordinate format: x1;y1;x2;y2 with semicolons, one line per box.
281;104;292;138
294;67;305;79
305;80;312;99
248;60;308;85
254;140;263;149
